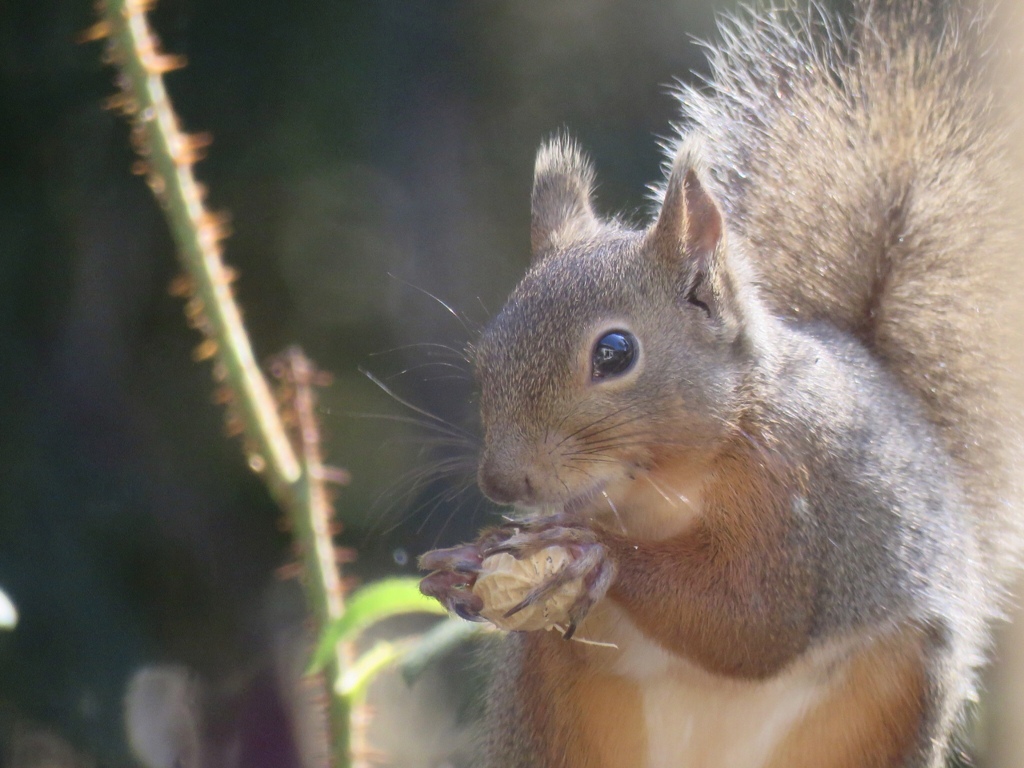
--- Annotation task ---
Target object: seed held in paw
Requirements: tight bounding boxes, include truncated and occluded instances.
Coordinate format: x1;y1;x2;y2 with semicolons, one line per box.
472;546;583;632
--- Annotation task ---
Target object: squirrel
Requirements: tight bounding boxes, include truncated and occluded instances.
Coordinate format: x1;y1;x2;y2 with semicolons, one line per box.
418;1;1024;766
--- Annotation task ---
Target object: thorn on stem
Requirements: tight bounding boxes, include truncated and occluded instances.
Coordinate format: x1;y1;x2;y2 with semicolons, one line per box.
143;53;187;75
184;297;205;322
276;562;304;581
313;465;351;486
211;386;235;405
172;132;213;165
77;20;112;44
334;547;357;565
145;173;166;198
192;338;218;362
103;92;138;115
198;210;233;243
99;45;120;66
224;417;244;438
125;0;159;13
128;124;150;155
168;274;195;297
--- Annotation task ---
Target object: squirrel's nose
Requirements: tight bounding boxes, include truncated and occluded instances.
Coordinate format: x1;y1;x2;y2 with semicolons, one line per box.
478;456;534;505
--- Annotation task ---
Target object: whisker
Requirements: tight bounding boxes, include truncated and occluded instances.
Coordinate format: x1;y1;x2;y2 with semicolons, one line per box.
569;433;658;454
565;455;620;464
417;479;478;538
643;475;676;506
385;361;471;380
375;458;478;509
576;411;650;442
409;490;456;538
377;438;477;456
573;429;657;452
577;438;697;451
421;374;473;384
644;475;695;511
553;399;588;433
601;490;627;533
563;464;597;481
558;404;637;445
367;341;472;364
364;459;480;540
346;411;478;446
359;367;476;440
387;272;475;336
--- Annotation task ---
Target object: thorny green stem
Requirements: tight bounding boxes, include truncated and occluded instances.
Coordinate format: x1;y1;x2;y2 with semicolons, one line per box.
96;2;351;765
283;349;359;767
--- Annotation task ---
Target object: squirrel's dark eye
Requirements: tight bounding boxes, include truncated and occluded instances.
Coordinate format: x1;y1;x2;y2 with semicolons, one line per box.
592;331;637;380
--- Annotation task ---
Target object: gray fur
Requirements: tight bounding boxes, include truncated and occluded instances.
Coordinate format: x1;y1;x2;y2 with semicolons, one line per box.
474;1;1023;765
669;0;1024;591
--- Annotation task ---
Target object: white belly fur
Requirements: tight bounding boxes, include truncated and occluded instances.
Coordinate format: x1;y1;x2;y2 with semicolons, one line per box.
577;467;854;767
579;603;850;768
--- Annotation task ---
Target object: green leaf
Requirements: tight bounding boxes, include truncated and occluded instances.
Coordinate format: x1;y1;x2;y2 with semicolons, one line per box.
337;639;410;701
309;577;446;672
337;619;486;702
399;618;488;685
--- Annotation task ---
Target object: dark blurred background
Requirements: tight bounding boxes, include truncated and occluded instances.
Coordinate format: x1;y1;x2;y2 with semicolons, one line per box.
1;1;1019;767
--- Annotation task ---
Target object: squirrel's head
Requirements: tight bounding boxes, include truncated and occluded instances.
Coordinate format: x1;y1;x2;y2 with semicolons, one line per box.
474;137;762;511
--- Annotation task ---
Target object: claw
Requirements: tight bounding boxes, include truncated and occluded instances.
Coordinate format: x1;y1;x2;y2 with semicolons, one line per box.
454;603;487;622
418;542;487;574
419;569;485;620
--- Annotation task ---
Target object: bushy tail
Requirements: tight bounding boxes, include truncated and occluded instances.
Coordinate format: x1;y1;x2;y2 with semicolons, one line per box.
674;0;1024;591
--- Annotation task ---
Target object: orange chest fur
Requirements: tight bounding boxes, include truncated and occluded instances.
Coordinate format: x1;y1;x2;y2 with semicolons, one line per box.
519;611;926;768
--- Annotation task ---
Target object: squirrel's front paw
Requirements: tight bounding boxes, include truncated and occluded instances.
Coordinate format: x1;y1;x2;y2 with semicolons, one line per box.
419;519;615;639
418;540;490;622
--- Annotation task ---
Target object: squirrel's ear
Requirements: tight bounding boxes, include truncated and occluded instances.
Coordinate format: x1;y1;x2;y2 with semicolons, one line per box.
531;137;602;259
649;159;738;326
650;161;723;265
